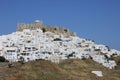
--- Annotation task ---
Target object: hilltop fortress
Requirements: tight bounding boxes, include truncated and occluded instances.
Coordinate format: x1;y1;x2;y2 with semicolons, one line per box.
17;20;76;37
0;20;120;70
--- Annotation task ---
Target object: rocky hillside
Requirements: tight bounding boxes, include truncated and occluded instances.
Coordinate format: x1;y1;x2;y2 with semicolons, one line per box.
0;59;120;80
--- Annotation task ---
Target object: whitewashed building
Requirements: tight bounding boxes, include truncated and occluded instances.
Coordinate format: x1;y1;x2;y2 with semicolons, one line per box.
0;25;119;69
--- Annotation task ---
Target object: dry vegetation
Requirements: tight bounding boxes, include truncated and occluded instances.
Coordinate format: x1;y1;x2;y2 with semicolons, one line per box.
0;58;120;80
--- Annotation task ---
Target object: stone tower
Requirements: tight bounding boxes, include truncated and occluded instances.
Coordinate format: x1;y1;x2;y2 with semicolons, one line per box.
34;20;43;29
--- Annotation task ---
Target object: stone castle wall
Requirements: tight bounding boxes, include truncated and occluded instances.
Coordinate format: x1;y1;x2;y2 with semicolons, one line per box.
17;21;76;37
17;21;43;31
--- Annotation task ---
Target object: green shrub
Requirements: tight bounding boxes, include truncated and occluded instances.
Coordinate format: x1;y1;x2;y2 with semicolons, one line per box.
95;49;101;51
67;52;75;58
0;56;6;62
54;38;62;41
42;28;46;33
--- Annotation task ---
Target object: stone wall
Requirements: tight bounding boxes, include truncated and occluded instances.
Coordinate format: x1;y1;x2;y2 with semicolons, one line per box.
17;21;43;31
17;21;76;37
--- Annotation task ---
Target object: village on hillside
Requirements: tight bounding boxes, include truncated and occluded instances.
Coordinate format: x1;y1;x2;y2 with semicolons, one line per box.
0;20;120;69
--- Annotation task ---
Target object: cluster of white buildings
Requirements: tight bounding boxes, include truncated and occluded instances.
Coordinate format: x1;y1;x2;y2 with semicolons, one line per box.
0;27;120;69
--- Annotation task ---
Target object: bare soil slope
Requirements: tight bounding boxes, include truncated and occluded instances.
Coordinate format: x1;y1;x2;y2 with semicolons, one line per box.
0;59;120;80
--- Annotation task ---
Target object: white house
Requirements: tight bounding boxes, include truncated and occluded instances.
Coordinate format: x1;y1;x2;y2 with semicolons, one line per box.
3;47;18;62
0;27;119;69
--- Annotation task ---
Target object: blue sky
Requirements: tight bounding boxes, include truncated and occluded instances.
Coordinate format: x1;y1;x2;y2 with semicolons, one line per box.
0;0;120;50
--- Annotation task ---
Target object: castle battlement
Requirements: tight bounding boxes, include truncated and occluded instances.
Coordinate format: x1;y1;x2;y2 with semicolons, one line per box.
17;20;76;37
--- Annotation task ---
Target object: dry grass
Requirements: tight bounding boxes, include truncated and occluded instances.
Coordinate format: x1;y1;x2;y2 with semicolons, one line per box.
0;59;120;80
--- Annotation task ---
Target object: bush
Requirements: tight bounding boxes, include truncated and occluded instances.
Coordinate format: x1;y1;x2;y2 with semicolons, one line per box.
0;56;6;62
67;52;75;58
82;56;87;60
64;29;68;32
104;55;109;59
53;38;62;41
18;56;25;64
42;28;46;33
95;49;101;51
105;45;110;51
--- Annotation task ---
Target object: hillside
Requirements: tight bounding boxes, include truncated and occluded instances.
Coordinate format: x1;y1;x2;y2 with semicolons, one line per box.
0;59;120;80
0;20;120;80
